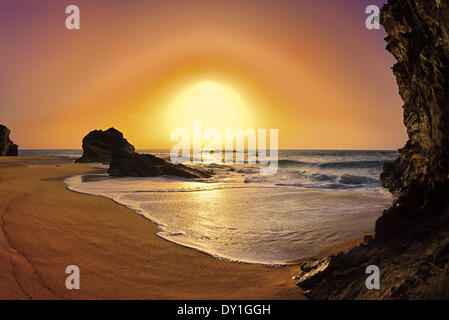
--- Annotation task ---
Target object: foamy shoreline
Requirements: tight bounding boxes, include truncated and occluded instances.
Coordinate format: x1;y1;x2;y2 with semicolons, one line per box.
65;161;392;265
0;157;306;299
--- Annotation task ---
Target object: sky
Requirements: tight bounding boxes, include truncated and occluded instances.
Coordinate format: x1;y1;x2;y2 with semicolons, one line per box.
0;0;406;150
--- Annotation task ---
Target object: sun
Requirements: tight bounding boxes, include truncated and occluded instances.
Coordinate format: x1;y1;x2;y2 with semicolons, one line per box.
164;80;254;131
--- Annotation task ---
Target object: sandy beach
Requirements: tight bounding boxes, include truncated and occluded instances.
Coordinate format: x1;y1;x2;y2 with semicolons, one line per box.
0;157;307;300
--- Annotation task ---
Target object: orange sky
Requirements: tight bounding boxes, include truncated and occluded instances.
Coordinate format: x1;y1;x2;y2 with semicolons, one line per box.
0;0;405;150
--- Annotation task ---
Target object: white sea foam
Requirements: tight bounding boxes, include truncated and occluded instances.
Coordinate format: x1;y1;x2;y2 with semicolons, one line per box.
64;150;395;265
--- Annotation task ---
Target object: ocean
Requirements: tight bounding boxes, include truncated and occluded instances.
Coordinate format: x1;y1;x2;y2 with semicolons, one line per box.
24;149;396;265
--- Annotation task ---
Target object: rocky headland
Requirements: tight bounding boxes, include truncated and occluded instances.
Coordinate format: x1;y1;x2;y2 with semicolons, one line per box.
108;151;210;178
295;0;449;299
0;124;18;156
75;128;135;163
76;127;209;179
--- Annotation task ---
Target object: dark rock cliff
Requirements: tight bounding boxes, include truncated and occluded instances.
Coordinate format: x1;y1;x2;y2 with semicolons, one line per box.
295;0;449;299
75;128;135;163
378;0;449;238
108;151;211;179
0;124;18;156
76;127;209;179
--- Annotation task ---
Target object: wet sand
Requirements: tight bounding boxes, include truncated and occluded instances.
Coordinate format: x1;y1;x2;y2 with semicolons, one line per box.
0;157;307;299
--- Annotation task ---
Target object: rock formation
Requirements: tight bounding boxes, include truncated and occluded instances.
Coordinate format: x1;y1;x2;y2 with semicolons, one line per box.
75;128;135;163
378;0;449;238
76;127;209;179
295;0;449;299
108;150;210;178
0;124;18;156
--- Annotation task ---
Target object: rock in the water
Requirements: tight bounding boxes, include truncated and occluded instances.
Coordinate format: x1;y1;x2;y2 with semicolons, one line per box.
76;127;210;179
295;0;449;300
75;128;135;163
108;151;210;179
294;257;333;290
0;124;18;156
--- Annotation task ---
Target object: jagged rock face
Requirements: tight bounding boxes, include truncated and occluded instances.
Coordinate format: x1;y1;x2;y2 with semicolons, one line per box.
108;151;211;179
76;127;209;179
378;0;449;236
294;1;449;299
75;128;135;163
0;124;18;156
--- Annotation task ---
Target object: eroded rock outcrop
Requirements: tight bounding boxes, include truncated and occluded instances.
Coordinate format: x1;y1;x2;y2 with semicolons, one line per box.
108;151;211;178
0;124;18;156
295;0;449;299
76;128;209;179
75;128;135;163
377;0;449;237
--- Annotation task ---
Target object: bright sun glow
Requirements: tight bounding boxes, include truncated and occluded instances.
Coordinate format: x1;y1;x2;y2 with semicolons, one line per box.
164;81;254;131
